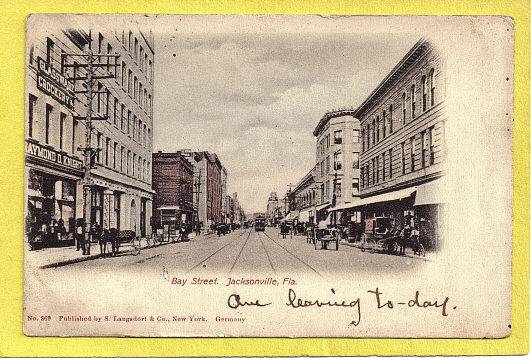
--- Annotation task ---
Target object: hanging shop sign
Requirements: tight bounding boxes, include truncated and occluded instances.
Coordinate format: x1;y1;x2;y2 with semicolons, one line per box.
26;140;83;172
36;57;76;110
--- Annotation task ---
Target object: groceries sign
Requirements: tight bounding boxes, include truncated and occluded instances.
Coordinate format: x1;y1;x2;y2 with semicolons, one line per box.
36;57;76;110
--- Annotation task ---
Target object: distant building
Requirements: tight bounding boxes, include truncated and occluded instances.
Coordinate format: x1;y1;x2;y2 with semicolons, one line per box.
151;151;194;233
266;192;280;225
287;169;317;224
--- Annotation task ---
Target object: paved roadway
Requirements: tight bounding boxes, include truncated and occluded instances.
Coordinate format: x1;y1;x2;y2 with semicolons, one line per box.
50;227;427;279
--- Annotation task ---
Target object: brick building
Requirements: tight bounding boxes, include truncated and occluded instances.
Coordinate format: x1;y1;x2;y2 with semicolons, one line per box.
193;151;223;228
152;151;194;233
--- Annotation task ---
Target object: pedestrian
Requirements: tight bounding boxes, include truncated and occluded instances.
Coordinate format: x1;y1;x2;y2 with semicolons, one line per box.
75;218;84;252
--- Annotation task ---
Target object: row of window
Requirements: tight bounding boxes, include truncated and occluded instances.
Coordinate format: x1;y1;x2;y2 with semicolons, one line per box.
361;126;435;188
317;129;360;157
96;133;151;184
362;68;436;152
107;95;151;149
119;29;154;82
28;95;152;185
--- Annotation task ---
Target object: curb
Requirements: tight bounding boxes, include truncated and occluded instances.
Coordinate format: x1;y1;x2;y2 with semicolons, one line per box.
39;239;181;269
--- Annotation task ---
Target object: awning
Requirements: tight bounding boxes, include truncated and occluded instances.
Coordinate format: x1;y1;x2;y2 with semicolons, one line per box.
299;210;310;222
315;203;331;212
357;187;417;207
414;178;446;206
328;199;362;212
318;213;331;228
284;211;299;221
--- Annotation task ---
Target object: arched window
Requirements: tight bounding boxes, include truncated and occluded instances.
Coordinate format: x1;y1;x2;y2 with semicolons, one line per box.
401;93;406;125
429;68;435;106
421;75;427;112
411;85;416;119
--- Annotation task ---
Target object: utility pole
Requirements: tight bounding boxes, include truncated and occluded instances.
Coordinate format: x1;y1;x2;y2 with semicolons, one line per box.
62;40;119;254
193;169;202;236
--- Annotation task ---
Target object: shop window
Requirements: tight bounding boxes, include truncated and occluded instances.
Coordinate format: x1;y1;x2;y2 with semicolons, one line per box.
352;178;359;196
45;104;53;144
114;193;121;231
334;130;343;144
28;94;37;138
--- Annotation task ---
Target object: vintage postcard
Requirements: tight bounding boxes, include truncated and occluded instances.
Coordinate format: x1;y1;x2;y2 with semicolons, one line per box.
23;14;513;338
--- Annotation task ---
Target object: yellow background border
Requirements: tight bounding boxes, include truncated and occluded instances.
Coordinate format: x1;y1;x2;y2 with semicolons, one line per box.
1;0;528;356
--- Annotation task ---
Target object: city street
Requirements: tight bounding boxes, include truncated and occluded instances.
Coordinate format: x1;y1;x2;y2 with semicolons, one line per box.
45;227;428;279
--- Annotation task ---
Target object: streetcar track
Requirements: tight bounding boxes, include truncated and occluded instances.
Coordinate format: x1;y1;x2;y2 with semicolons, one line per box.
228;228;253;275
261;230;323;277
185;229;250;273
257;232;277;275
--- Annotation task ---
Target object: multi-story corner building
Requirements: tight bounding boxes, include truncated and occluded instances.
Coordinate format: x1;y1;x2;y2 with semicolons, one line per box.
355;38;446;250
313;109;361;223
151;151;194;233
266;192;279;226
287;169;318;224
24;15;154;249
192;151;223;228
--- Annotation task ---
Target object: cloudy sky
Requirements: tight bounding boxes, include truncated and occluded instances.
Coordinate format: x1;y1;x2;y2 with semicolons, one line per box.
152;25;419;214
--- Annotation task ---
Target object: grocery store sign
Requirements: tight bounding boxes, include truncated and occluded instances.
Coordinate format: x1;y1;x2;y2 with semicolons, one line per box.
26;140;83;171
36;57;76;110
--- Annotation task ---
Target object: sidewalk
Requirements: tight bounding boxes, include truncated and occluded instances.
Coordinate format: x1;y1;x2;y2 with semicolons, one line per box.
25;234;200;269
338;239;437;261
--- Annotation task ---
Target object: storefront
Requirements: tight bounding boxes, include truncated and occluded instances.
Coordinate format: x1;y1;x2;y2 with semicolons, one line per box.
25;140;84;249
414;178;446;251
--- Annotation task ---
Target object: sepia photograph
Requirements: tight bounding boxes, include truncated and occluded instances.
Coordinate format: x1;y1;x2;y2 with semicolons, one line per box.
23;14;513;338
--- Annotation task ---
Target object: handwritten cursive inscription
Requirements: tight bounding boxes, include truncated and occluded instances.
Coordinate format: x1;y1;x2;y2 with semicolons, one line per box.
227;294;272;309
286;288;361;326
